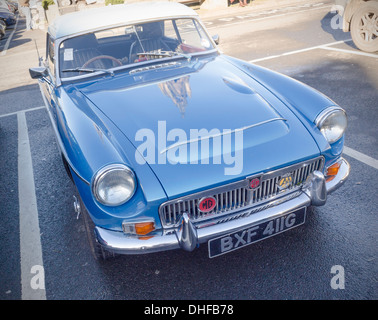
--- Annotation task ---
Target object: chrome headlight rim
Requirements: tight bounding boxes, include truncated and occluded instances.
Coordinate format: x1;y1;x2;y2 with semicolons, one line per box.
315;106;347;144
91;164;136;207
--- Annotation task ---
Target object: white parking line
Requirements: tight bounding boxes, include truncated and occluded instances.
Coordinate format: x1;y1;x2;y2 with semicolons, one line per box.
319;46;378;58
0;106;45;119
344;147;378;170
249;39;353;63
1;15;19;56
18;111;46;300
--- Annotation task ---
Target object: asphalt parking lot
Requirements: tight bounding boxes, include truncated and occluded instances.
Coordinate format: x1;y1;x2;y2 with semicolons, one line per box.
0;0;377;302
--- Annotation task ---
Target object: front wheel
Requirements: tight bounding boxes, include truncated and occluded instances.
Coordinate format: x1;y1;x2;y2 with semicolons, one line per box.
78;195;116;261
350;1;378;53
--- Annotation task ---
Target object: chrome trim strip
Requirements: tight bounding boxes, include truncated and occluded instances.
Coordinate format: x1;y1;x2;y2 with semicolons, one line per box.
160;117;287;154
326;157;350;194
195;190;303;229
129;61;179;74
91;164;136;206
315;106;346;127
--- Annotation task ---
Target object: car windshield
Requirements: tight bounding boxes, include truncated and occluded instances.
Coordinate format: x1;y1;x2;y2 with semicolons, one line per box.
59;18;215;79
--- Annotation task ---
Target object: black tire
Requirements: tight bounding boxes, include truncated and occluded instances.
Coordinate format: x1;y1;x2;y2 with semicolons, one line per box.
350;1;378;53
79;196;117;261
61;154;73;183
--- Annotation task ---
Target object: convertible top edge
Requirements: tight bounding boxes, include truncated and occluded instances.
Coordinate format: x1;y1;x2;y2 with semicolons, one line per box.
48;2;198;40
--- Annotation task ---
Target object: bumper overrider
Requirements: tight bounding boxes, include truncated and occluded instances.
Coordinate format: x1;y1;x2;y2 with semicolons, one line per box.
94;157;350;256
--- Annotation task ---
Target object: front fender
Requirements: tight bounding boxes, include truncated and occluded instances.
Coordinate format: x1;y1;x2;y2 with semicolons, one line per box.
56;85;124;184
53;85;167;231
223;56;336;122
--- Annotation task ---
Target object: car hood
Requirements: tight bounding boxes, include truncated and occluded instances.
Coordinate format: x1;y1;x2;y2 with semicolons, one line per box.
76;55;321;199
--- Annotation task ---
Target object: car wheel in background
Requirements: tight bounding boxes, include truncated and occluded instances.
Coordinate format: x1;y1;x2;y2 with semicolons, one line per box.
350;1;378;52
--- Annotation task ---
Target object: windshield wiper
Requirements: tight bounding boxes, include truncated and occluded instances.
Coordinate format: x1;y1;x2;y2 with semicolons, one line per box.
137;50;191;61
61;67;114;76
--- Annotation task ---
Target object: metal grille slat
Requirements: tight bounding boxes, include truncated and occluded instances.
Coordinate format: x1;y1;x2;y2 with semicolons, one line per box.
265;180;270;199
262;181;266;199
167;205;172;224
293;169;299;186
298;167;304;184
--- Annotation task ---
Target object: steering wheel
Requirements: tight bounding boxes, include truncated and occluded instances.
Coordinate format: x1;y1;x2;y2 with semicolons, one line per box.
82;55;122;69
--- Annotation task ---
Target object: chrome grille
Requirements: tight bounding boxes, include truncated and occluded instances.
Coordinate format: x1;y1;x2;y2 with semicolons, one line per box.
159;157;324;228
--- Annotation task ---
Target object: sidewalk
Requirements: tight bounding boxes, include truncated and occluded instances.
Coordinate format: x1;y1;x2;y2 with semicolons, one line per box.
0;17;46;91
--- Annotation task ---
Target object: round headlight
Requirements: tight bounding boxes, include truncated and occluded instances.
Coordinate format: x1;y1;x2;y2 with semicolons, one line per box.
92;164;136;206
316;107;347;144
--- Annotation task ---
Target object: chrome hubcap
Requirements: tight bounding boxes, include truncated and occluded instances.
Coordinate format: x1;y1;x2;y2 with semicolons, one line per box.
359;11;378;42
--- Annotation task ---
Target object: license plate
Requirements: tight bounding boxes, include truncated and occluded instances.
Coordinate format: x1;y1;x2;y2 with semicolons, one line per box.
208;207;306;258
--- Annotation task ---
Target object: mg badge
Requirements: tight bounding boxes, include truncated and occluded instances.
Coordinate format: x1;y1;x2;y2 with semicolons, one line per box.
198;197;217;213
278;173;293;191
249;178;260;189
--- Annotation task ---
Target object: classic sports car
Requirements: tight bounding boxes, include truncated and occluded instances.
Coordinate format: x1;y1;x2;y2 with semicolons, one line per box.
30;2;350;260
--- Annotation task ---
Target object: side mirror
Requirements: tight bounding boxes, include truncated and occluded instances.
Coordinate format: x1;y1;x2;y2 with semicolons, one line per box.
29;67;48;79
212;34;220;45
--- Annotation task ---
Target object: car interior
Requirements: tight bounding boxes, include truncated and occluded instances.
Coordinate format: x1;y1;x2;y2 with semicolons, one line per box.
58;19;211;79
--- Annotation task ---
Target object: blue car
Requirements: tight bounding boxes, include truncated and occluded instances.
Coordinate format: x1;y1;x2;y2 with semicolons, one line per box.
30;2;350;260
0;20;5;39
0;8;15;26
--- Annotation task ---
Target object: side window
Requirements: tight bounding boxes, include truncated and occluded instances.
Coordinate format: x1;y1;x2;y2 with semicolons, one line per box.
47;35;55;78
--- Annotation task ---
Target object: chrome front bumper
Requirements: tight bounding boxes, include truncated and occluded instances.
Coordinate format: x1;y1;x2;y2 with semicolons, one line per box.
94;158;350;255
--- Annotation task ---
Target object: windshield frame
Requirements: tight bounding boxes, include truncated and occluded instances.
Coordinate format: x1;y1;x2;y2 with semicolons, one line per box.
54;16;219;86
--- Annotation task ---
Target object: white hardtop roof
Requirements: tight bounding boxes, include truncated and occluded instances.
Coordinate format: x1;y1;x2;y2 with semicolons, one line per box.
48;1;198;39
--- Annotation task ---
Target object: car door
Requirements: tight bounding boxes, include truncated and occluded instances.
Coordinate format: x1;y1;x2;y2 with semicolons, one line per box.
40;34;59;126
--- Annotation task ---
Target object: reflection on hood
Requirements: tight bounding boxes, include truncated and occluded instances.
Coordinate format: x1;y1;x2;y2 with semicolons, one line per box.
158;75;192;117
